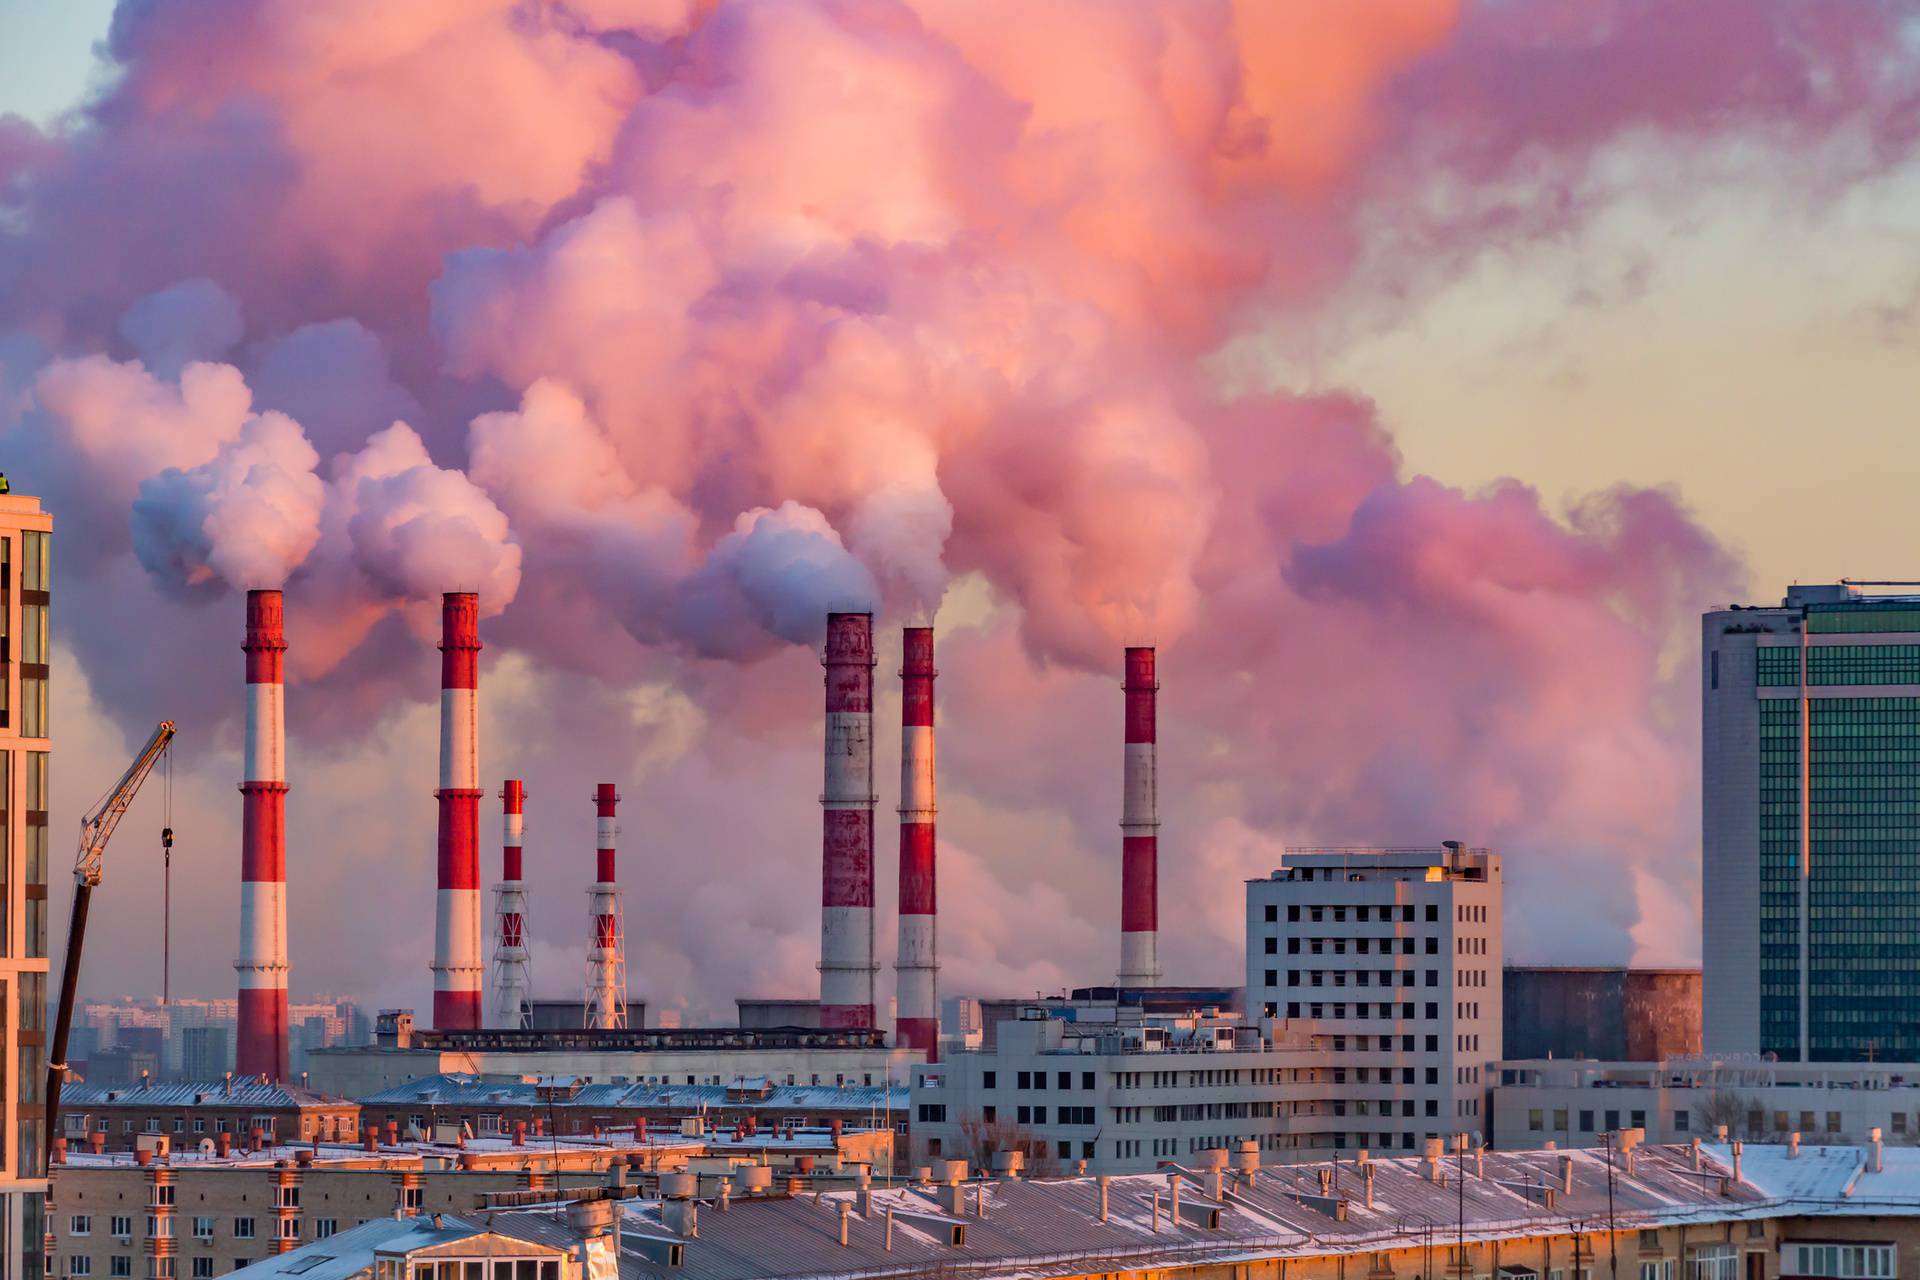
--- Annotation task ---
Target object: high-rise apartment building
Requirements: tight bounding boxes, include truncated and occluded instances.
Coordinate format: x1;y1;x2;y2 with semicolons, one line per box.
1246;845;1502;1151
1704;583;1920;1061
0;490;52;1278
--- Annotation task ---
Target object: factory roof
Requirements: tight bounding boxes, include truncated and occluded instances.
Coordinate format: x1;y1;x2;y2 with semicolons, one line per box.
61;1078;351;1109
476;1141;1795;1280
358;1072;908;1113
57;1130;707;1170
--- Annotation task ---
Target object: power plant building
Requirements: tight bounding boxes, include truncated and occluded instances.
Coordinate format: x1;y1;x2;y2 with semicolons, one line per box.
1704;583;1920;1061
1502;966;1702;1062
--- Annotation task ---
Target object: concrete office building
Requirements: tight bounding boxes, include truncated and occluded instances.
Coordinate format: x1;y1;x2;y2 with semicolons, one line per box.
1705;584;1920;1061
0;492;52;1278
1492;1057;1920;1151
1247;845;1502;1151
908;1004;1333;1173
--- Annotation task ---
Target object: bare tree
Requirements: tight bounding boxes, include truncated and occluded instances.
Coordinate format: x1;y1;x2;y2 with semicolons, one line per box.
1693;1089;1755;1139
955;1114;1057;1175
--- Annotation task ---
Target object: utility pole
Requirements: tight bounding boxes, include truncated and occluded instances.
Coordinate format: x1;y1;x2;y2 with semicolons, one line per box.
1604;1131;1620;1280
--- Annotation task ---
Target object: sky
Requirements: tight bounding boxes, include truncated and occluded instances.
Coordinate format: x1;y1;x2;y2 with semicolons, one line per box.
1;1;1917;1024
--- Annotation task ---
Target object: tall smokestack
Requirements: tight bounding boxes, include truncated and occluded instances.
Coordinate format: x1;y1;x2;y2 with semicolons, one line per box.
432;592;484;1030
237;589;290;1081
894;627;938;1059
490;779;531;1029
583;783;628;1029
820;612;877;1028
1117;646;1161;987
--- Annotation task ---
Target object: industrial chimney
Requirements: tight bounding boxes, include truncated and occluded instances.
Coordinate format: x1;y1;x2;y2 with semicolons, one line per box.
894;626;938;1059
490;779;532;1029
820;612;877;1028
1117;646;1161;987
583;784;628;1029
236;588;290;1081
432;592;484;1030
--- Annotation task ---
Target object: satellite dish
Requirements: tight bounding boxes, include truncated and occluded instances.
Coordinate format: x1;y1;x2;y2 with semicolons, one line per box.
198;1139;216;1156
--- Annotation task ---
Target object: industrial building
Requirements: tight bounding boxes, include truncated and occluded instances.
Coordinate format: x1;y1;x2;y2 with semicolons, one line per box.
1247;845;1503;1149
48;1121;889;1276
1704;583;1920;1061
1502;966;1702;1061
0;489;51;1279
1491;1056;1920;1150
307;1014;920;1099
238;1137;1920;1280
909;1002;1332;1173
356;1073;907;1149
55;1077;359;1152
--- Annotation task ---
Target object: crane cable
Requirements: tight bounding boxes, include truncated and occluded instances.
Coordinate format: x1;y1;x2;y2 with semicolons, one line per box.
161;749;174;1006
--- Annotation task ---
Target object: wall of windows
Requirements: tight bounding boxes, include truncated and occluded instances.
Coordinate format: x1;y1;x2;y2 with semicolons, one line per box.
1759;695;1920;1061
18;532;46;741
1758;644;1920;687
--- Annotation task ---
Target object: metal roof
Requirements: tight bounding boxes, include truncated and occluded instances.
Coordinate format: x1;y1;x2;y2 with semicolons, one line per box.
357;1072;906;1113
477;1143;1785;1280
63;1078;351;1109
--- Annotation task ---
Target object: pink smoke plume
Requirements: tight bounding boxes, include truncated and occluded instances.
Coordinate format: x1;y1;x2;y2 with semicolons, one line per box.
2;0;1909;1014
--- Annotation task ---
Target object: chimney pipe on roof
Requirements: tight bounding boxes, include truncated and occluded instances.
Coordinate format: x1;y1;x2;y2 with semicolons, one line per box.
820;613;877;1028
432;592;484;1030
1788;1132;1800;1160
894;626;939;1059
1871;1127;1884;1174
1117;647;1161;987
1731;1141;1743;1184
237;589;291;1081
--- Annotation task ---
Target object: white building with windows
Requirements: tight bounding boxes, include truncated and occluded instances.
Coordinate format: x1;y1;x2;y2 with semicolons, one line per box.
1246;844;1503;1153
907;1003;1334;1173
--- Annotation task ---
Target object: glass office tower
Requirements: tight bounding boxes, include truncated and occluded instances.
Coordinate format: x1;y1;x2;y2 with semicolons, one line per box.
1705;583;1920;1062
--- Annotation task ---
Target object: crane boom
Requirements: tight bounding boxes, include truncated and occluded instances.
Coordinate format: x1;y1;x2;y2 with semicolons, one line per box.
46;720;176;1160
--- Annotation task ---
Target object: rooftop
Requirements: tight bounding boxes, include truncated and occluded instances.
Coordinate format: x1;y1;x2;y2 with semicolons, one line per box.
357;1072;907;1112
61;1078;350;1109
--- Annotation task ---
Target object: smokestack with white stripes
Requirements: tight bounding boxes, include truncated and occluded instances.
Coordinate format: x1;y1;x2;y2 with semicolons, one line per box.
820;612;877;1028
584;783;628;1029
432;592;484;1029
1117;646;1161;987
894;626;938;1059
236;589;289;1080
490;779;531;1028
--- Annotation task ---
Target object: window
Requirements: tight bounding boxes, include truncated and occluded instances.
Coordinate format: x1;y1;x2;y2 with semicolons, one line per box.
1580;1110;1595;1132
1640;1262;1675;1280
1082;1072;1095;1090
70;1215;91;1236
315;1219;338;1239
1781;1244;1897;1279
110;1261;132;1279
1057;1071;1071;1090
192;1262;214;1280
982;1071;995;1089
1265;905;1278;922
1016;1071;1030;1090
1425;905;1438;921
111;1216;132;1238
233;1217;256;1239
1529;1110;1544;1132
278;1218;300;1241
1688;1245;1737;1280
1673;1111;1689;1132
916;1104;946;1123
70;1260;92;1278
193;1217;213;1241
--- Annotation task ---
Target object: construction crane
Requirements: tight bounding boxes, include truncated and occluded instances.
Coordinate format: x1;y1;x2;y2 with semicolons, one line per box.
45;720;176;1159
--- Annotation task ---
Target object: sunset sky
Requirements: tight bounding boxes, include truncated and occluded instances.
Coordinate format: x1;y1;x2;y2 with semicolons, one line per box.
2;1;1915;1021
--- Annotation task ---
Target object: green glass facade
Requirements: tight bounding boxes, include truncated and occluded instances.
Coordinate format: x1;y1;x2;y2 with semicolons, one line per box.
1757;644;1920;687
1759;695;1920;1060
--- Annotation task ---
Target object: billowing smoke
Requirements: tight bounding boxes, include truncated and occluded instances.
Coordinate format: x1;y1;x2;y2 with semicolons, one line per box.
2;0;1912;1016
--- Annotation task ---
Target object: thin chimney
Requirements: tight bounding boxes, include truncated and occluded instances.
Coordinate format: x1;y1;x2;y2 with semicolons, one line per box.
1117;647;1161;986
236;589;290;1080
432;593;484;1029
490;780;531;1028
584;784;628;1028
894;627;939;1058
820;613;877;1027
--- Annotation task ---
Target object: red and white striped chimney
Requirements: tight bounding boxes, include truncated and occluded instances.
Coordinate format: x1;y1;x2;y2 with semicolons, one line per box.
1117;646;1161;987
584;783;627;1029
237;589;290;1081
820;612;877;1029
894;626;938;1059
490;780;531;1029
432;592;484;1030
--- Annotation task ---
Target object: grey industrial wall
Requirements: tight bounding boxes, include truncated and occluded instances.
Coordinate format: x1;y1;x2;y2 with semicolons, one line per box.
1503;967;1701;1061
